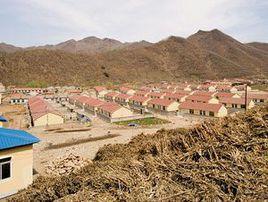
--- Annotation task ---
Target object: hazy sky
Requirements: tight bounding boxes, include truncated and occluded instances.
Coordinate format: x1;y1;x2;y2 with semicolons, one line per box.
1;0;267;47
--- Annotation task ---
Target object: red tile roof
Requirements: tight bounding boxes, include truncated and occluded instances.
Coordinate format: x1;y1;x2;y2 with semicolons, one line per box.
99;103;121;113
192;91;215;97
94;86;106;92
219;97;251;105
148;92;166;97
164;93;187;100
244;93;268;100
28;97;62;120
116;93;132;99
105;92;119;97
179;101;223;112
148;98;176;106
215;92;237;98
186;95;214;102
129;95;151;102
135;91;150;97
10;93;27;99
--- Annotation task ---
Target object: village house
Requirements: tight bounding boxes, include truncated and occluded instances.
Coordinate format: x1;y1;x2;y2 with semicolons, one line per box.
104;92;119;102
10;88;47;95
119;86;136;95
176;84;192;91
245;93;268;104
93;86;108;98
139;86;153;92
129;95;151;113
164;93;188;103
28;97;64;127
64;89;82;95
10;93;28;105
214;92;241;99
0;128;39;199
97;103;133;122
235;85;252;92
192;91;216;97
179;102;227;118
147;99;179;113
197;84;217;92
114;93;133;106
216;85;238;93
84;98;105;116
69;95;105;115
135;90;151;97
185;95;219;104
219;97;255;110
148;92;166;99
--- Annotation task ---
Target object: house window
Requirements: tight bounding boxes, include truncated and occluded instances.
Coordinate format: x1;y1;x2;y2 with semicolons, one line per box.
241;104;246;108
163;106;166;111
0;157;11;180
209;111;214;117
200;110;205;115
189;109;194;114
260;99;264;103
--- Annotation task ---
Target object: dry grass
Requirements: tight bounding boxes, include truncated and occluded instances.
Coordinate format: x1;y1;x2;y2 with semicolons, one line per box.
45;134;120;150
10;104;268;201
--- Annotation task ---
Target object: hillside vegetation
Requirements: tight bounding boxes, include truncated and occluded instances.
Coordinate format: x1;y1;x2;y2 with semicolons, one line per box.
0;29;268;86
10;104;268;201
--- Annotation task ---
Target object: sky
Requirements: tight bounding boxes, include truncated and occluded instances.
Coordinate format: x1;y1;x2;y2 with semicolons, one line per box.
0;0;267;47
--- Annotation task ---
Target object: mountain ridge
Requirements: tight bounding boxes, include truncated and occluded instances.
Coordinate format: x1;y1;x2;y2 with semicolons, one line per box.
0;29;267;86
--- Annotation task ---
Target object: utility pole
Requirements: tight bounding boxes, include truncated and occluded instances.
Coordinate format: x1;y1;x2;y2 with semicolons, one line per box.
245;83;248;111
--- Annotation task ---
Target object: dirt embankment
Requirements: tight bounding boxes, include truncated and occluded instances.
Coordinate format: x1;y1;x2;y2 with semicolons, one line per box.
10;104;268;201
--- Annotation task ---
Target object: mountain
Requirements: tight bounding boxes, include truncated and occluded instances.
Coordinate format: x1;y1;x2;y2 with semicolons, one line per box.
0;42;22;53
26;37;152;54
0;29;267;86
187;29;268;77
247;42;268;53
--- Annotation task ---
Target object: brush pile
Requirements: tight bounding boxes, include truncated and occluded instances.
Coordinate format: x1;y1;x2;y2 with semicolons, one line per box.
45;153;92;176
11;105;268;201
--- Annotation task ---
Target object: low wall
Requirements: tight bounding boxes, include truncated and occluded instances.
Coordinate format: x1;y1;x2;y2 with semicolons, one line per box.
110;113;154;123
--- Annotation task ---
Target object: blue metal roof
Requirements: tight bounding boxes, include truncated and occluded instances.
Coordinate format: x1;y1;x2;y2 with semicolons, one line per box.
0;116;8;122
0;128;40;150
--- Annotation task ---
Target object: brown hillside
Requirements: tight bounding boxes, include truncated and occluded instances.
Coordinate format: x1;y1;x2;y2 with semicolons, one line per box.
0;42;22;53
0;29;268;86
247;42;268;53
10;104;268;201
187;29;268;77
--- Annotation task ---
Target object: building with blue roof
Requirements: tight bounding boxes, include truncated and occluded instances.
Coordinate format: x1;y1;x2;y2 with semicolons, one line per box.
0;127;40;199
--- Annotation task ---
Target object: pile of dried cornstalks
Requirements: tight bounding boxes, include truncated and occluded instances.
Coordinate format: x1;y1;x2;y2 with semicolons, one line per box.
11;105;268;201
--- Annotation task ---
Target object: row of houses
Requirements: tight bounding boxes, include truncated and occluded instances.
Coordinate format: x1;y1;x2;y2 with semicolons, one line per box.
28;97;64;127
68;96;134;122
101;89;264;117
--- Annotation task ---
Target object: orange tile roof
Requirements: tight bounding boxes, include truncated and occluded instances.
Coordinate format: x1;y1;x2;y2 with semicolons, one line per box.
99;103;121;113
129;95;151;102
219;97;251;105
215;92;237;98
192;91;215;97
186;95;214;102
116;93;132;99
94;86;106;92
179;101;223;112
148;98;176;106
